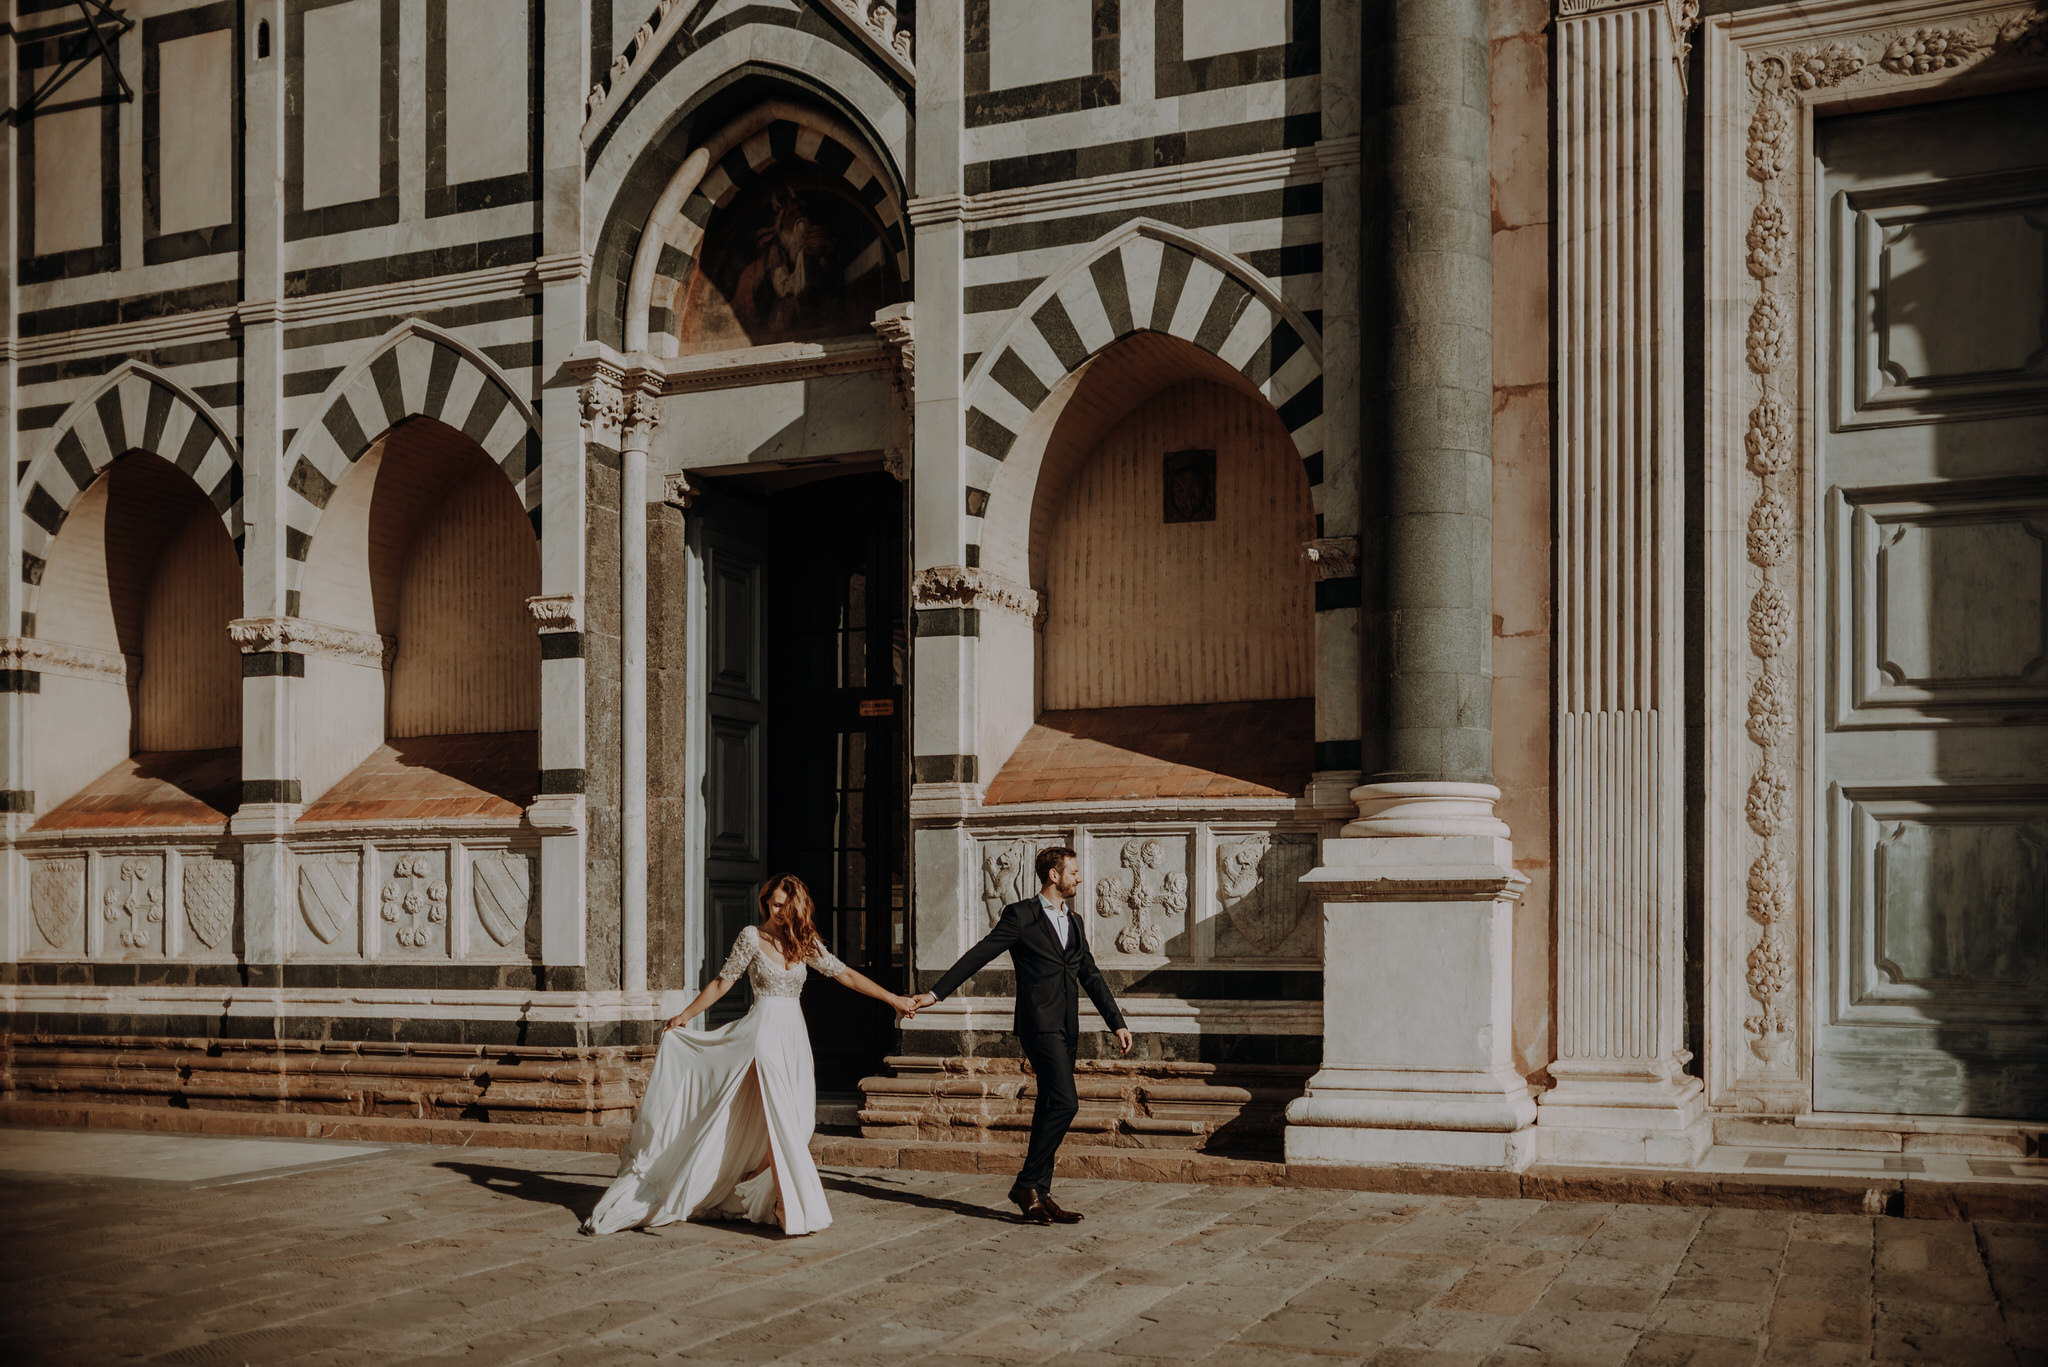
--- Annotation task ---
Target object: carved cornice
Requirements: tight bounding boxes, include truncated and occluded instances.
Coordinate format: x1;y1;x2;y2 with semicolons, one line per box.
913;566;1039;620
228;617;394;668
1302;538;1360;581
525;593;582;633
0;637;132;681
533;251;592;287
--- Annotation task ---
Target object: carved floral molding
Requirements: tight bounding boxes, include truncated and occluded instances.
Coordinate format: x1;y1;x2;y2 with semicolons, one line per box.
913;566;1039;620
228;617;395;668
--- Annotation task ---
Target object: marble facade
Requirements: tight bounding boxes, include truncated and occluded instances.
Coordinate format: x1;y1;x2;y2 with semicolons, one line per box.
1;0;2042;1160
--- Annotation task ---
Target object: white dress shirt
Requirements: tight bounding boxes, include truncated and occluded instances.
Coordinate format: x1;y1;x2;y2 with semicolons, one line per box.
1038;893;1071;949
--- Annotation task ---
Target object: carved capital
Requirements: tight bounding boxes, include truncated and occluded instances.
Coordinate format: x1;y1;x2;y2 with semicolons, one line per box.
228;616;395;668
622;391;664;447
873;301;915;407
578;377;626;431
1302;537;1359;581
662;473;698;511
913;565;1039;620
0;636;132;681
525;593;582;633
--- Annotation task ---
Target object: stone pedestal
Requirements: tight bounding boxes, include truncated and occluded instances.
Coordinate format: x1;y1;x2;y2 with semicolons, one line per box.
1535;0;1708;1167
1285;820;1536;1171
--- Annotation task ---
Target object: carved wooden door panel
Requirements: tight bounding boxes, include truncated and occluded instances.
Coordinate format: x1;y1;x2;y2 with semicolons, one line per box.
1815;89;2048;1118
699;492;769;1018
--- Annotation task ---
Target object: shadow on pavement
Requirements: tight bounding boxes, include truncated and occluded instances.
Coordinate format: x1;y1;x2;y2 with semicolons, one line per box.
435;1161;608;1221
820;1171;1019;1224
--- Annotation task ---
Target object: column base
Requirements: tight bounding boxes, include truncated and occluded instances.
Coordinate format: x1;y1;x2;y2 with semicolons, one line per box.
1536;1069;1712;1167
1288;828;1538;1173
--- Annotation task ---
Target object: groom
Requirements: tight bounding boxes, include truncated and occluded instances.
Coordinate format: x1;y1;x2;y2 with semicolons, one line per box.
912;845;1131;1224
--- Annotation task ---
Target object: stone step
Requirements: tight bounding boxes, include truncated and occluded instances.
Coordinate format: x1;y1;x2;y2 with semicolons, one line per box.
5;1098;2043;1221
1714;1111;2047;1157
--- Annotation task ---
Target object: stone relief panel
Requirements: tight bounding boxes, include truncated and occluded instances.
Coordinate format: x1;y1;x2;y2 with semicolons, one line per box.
296;853;359;957
102;856;166;955
381;850;451;957
1834;488;2048;724
27;857;85;956
468;848;538;960
181;856;239;954
1214;831;1318;959
1088;834;1191;958
977;836;1050;924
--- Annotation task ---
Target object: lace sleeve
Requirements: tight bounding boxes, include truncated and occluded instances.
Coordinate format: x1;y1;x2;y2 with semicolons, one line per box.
807;942;849;979
716;928;755;983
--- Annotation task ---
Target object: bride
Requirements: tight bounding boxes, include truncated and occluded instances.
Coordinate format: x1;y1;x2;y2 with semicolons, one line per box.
581;873;916;1237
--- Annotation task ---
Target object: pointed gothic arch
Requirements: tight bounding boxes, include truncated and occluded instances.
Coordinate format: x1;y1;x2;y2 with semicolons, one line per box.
281;321;540;598
17;362;241;615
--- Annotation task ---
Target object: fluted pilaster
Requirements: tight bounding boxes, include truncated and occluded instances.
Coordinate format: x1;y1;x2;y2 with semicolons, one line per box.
1537;0;1706;1166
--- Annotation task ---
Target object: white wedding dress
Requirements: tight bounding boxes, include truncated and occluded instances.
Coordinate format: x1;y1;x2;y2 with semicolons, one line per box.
582;926;841;1237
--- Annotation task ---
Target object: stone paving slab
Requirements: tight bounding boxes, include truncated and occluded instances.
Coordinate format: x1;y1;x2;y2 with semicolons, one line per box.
0;1131;2044;1366
9;1101;2047;1222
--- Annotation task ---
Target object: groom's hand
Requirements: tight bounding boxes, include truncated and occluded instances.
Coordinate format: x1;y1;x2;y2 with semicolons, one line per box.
911;991;938;1010
1114;1028;1133;1055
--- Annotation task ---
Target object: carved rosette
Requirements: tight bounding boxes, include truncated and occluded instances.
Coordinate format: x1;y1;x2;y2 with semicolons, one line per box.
1730;4;2048;1073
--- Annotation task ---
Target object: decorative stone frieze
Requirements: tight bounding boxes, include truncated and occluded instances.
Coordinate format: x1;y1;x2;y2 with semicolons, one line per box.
912;565;1039;620
103;858;165;952
228;617;394;668
524;594;582;633
0;637;132;682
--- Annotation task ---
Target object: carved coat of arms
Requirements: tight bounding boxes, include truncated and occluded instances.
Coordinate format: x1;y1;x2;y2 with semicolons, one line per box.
1093;839;1186;955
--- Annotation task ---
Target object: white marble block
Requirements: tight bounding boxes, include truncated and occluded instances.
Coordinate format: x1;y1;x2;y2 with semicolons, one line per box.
1285;832;1537;1172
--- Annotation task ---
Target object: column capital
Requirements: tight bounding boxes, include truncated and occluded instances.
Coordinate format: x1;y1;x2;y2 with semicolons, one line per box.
1556;0;1699;64
524;593;583;634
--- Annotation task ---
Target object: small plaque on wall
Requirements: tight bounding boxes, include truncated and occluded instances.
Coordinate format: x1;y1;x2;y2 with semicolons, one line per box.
1163;448;1216;523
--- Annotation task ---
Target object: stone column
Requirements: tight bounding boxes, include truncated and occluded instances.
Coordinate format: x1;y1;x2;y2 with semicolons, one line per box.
230;0;296;972
1535;0;1707;1166
617;380;661;996
1287;0;1536;1172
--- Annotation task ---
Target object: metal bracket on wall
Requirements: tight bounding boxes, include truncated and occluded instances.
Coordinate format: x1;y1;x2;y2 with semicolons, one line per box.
8;2;135;125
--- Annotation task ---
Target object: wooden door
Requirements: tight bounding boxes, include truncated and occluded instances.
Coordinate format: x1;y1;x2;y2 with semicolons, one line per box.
698;491;769;1020
1815;89;2048;1117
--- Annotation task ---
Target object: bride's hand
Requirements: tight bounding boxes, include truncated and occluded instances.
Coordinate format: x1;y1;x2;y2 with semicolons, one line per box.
664;1014;688;1032
891;994;917;1018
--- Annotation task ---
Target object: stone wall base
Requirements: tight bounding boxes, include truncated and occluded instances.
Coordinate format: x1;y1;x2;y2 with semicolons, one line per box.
0;1033;652;1126
856;1055;1313;1156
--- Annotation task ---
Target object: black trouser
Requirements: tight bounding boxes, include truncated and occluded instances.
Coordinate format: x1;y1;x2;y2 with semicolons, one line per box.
1017;1029;1080;1193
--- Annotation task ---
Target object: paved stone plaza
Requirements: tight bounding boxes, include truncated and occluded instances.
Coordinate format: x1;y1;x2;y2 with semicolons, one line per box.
0;1131;2043;1366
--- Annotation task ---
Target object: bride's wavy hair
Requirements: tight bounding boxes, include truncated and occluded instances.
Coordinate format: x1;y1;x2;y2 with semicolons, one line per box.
756;873;824;963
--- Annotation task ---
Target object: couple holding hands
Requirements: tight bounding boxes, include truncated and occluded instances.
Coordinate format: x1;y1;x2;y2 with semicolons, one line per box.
579;846;1129;1237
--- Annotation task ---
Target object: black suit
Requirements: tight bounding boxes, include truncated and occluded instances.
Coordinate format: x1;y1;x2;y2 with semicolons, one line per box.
930;895;1125;1192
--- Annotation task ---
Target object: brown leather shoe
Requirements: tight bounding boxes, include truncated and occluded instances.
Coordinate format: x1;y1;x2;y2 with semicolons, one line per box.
1008;1183;1053;1224
1038;1192;1084;1224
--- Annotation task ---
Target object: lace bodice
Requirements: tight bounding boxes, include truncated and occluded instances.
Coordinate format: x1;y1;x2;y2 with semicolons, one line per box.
717;926;847;998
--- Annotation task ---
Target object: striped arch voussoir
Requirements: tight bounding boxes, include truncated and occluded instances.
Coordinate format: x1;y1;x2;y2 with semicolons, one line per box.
281;322;541;597
18;362;241;612
642;117;909;356
960;220;1325;507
